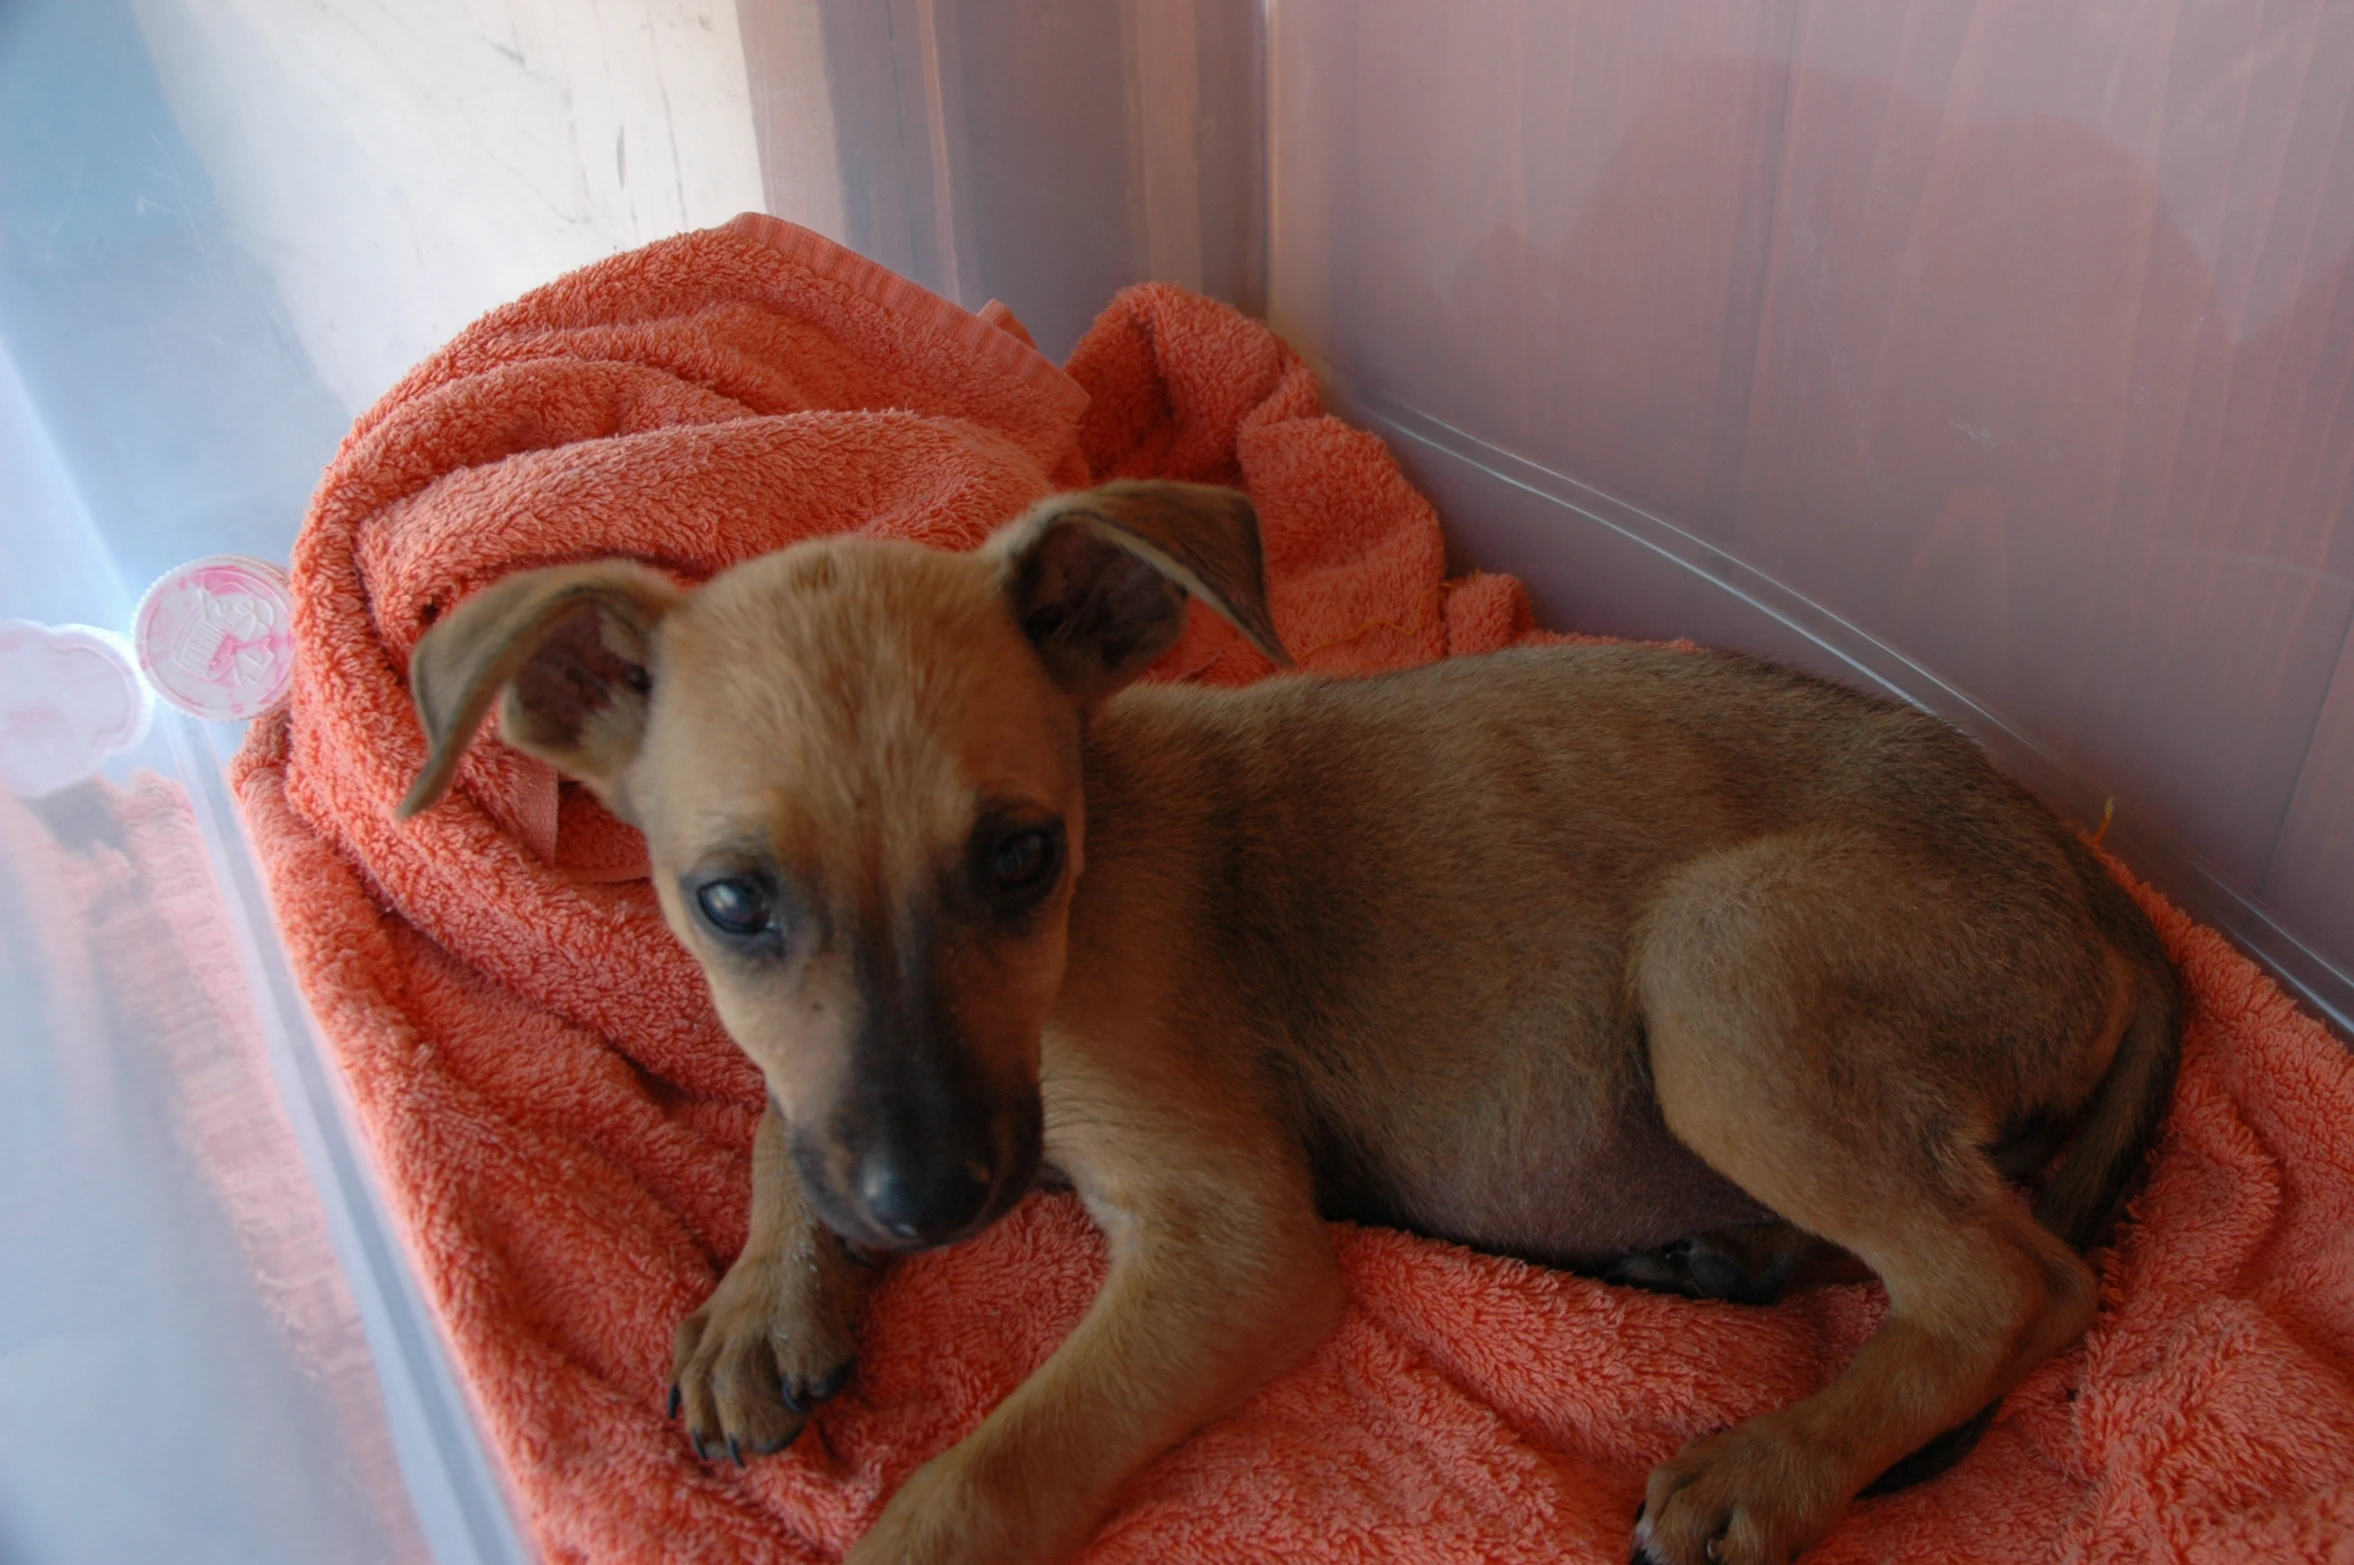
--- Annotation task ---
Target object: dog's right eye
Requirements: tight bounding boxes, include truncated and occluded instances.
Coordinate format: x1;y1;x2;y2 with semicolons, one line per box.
696;877;775;939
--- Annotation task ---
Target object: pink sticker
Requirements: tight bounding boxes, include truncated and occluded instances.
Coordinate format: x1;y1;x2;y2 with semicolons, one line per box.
0;621;155;797
134;555;297;722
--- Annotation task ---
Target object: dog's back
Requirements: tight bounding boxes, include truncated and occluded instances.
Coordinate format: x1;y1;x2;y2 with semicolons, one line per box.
1071;643;2169;1268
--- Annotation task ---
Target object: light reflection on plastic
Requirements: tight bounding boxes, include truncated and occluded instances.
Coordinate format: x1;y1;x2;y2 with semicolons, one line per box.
0;620;153;798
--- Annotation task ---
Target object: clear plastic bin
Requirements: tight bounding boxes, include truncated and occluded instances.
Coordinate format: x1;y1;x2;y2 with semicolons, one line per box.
4;2;2348;1559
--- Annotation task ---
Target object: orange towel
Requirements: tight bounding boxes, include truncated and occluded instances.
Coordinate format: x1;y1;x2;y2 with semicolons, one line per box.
233;217;2354;1564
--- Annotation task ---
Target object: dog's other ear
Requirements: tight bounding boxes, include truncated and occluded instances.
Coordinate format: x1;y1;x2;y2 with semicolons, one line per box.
991;480;1292;702
397;560;683;819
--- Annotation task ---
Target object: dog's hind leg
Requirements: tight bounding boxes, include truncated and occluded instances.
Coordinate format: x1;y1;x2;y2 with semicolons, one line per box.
1625;835;2111;1565
1630;1173;2091;1565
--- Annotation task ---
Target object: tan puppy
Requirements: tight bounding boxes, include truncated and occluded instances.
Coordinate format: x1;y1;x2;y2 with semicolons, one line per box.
400;481;2179;1565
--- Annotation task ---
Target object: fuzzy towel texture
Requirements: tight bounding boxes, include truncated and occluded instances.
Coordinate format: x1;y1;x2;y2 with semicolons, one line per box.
232;216;2354;1564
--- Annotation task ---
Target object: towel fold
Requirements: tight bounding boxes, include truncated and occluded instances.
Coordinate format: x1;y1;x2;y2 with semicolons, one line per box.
233;216;2354;1564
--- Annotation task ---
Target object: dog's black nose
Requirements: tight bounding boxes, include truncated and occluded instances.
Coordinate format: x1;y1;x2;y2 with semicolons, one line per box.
854;1145;996;1246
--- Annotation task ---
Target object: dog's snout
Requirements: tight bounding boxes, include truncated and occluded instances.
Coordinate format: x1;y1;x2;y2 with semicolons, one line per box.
801;1081;1044;1252
855;1142;998;1244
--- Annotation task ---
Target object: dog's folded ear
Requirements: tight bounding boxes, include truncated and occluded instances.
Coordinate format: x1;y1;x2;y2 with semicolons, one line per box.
397;560;683;820
990;480;1292;702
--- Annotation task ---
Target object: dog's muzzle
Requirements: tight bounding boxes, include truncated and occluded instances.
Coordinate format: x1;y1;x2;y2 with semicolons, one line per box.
795;1086;1043;1252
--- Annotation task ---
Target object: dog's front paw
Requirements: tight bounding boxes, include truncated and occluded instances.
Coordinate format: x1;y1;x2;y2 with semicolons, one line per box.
671;1245;859;1466
848;1448;1066;1565
1634;1418;1847;1565
1605;1226;1803;1306
847;1440;1101;1562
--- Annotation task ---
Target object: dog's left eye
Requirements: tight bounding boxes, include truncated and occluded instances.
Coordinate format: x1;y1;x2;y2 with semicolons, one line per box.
696;877;775;938
985;824;1060;898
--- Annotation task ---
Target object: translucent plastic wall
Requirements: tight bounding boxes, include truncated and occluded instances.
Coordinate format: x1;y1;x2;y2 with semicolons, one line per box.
5;3;2350;1561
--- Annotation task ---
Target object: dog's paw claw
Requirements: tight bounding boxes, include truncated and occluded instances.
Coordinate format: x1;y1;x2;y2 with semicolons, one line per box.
1630;1510;1655;1565
812;1358;855;1400
752;1424;804;1458
780;1355;855;1416
667;1382;681;1419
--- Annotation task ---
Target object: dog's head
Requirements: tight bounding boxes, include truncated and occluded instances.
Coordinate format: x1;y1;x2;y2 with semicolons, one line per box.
398;482;1288;1252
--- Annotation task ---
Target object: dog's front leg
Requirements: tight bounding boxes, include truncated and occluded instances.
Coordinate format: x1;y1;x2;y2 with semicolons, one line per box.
851;1099;1342;1565
673;1097;870;1464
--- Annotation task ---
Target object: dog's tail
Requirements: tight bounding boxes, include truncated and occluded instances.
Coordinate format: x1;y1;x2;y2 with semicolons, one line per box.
1867;904;2183;1497
2032;943;2184;1253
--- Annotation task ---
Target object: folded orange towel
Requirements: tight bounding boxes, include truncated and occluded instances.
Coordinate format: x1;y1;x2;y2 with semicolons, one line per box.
233;217;2354;1564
